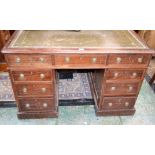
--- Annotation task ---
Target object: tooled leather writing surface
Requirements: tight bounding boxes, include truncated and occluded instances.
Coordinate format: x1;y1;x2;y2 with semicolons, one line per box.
10;30;145;49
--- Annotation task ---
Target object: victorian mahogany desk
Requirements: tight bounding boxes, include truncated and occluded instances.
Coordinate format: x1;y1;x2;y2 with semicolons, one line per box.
2;30;154;119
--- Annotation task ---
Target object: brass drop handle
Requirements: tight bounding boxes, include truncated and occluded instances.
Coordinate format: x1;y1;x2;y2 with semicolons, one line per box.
40;57;45;63
40;73;45;79
138;57;143;63
114;72;119;78
116;57;122;63
92;57;97;63
111;86;116;91
132;72;137;78
19;73;25;79
25;103;30;108
23;87;27;93
128;86;133;91
65;57;70;63
108;102;113;107
43;103;48;108
41;87;46;93
125;102;129;107
16;57;21;63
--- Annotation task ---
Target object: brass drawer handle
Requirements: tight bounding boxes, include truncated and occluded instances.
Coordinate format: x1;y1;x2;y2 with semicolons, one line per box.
25;103;30;108
114;72;119;78
40;73;45;79
43;102;48;108
128;86;133;91
132;72;137;78
40;57;45;63
138;57;143;63
19;73;25;79
92;57;97;63
111;86;116;91
16;57;21;63
41;88;47;93
65;57;70;63
108;102;113;107
23;87;27;93
125;102;129;107
116;57;122;63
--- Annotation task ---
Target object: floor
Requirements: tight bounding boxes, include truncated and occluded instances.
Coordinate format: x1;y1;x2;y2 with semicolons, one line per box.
0;79;155;125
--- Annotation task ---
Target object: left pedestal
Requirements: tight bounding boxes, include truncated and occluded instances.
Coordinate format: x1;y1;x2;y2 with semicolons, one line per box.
5;54;58;119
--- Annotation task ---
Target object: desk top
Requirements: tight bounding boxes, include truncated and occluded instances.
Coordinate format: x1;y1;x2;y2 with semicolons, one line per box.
9;30;146;49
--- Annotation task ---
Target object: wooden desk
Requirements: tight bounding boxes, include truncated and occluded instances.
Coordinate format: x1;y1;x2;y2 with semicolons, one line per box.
2;30;155;119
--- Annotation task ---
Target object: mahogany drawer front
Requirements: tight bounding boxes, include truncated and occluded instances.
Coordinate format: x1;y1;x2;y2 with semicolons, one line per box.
11;70;53;81
55;54;106;65
108;54;150;66
6;54;52;67
15;83;54;96
18;98;56;112
105;69;144;81
104;82;140;96
100;97;136;110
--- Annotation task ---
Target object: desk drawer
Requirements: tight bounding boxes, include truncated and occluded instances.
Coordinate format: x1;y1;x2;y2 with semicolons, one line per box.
18;98;56;112
55;54;106;65
15;83;54;97
104;82;140;96
108;54;150;66
6;54;53;67
11;70;53;82
100;97;136;110
105;69;144;81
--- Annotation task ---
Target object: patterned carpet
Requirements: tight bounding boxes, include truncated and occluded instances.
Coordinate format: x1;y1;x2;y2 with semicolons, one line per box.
0;72;92;103
58;73;92;100
0;73;15;102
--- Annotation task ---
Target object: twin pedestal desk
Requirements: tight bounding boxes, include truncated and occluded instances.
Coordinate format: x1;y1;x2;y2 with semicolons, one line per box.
2;30;154;119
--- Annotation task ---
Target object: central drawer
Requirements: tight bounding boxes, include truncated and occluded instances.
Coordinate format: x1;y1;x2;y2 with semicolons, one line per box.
104;82;140;96
55;54;106;65
18;98;56;112
15;83;54;97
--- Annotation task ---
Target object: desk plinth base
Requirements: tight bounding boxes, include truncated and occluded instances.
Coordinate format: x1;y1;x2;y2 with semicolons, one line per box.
17;111;58;119
95;108;135;116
